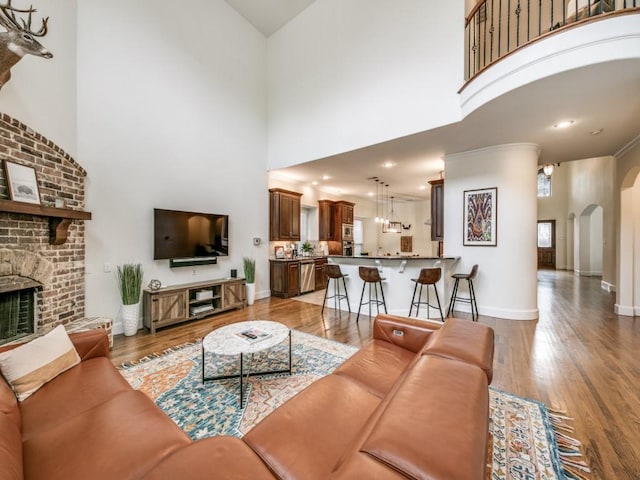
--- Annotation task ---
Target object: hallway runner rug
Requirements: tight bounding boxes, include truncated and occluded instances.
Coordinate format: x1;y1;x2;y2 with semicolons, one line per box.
118;330;589;480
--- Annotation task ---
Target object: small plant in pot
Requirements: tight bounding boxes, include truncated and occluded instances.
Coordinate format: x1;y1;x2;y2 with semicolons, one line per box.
243;257;256;306
301;241;313;257
116;263;143;336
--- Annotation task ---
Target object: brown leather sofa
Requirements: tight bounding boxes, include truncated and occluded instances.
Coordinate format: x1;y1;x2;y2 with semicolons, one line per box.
0;314;494;480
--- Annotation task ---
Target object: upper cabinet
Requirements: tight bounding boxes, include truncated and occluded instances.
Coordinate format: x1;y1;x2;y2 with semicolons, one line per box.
318;200;354;242
429;179;444;242
318;200;335;241
336;201;354;225
269;188;302;241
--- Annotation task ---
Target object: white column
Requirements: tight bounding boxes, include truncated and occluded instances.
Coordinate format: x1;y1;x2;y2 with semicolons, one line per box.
444;143;540;320
616;181;637;315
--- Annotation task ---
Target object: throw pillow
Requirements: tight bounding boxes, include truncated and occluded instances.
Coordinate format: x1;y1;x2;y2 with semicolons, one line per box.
0;325;80;401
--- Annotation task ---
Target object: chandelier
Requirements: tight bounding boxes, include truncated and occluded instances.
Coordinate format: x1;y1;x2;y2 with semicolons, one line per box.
370;178;402;233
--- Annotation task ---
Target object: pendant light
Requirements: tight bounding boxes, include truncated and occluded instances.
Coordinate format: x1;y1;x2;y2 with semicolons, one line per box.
374;179;380;223
388;197;402;234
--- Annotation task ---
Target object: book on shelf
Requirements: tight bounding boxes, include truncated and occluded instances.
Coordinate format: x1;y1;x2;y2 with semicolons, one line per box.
235;327;272;344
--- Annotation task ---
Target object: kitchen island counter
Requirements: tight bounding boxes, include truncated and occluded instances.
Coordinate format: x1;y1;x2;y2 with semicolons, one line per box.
325;255;461;319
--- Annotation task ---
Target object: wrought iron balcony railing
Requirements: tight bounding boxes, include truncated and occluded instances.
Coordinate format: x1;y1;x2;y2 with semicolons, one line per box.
464;0;639;83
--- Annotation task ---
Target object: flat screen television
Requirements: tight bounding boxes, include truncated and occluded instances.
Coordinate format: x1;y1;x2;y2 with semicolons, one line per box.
154;208;229;260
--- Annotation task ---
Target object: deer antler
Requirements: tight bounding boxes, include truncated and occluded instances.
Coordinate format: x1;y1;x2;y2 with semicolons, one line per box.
0;0;48;36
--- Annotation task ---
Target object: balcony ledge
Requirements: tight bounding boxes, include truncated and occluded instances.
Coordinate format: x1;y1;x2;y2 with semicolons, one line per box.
459;13;640;118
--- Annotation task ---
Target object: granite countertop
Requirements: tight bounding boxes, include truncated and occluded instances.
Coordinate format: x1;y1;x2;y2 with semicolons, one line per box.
327;255;459;260
270;255;327;262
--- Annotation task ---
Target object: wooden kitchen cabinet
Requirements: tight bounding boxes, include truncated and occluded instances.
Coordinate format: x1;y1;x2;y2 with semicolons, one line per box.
314;257;328;291
270;260;300;298
429;179;444;242
319;200;354;242
270;188;302;241
318;200;335;241
337;201;354;225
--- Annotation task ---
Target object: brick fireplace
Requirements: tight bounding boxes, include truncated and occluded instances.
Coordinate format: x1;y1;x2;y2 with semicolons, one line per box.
0;113;88;342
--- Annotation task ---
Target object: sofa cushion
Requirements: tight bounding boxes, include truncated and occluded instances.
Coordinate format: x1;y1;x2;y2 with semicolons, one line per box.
423;317;495;383
243;374;381;480
23;390;191;480
143;436;276;479
20;356;133;440
359;355;489;480
0;414;22;480
0;376;20;429
0;325;80;401
373;314;441;353
333;339;416;398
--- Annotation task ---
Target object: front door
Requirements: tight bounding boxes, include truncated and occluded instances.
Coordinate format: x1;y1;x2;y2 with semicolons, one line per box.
537;220;556;269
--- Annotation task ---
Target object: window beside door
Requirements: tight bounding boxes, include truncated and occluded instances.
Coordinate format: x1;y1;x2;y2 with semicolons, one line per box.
537;171;552;197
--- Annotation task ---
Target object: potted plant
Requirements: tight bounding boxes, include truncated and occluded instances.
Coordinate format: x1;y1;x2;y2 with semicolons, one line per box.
116;263;144;336
301;241;313;257
243;257;256;306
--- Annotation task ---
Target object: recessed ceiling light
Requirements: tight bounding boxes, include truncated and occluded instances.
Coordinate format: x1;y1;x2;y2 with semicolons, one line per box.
590;129;603;136
553;120;574;129
382;161;395;168
367;191;374;196
322;175;331;180
419;185;427;191
311;181;319;186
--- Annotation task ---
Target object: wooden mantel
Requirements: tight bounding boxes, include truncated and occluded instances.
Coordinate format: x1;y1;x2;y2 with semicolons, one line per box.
0;199;92;245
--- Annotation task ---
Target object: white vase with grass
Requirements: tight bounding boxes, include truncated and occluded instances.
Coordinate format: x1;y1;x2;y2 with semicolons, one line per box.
116;263;144;336
243;257;256;306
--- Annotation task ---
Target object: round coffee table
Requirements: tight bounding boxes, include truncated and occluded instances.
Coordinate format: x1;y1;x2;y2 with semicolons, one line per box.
201;320;291;404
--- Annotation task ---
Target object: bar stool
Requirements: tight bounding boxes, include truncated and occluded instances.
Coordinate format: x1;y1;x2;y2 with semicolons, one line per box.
446;264;479;321
356;266;387;323
321;264;350;315
408;267;444;322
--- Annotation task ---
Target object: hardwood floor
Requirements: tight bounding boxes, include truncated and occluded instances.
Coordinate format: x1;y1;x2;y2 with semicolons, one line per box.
111;270;639;479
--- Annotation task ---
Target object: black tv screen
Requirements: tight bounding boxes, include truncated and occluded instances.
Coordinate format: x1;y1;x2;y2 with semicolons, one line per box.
154;208;229;260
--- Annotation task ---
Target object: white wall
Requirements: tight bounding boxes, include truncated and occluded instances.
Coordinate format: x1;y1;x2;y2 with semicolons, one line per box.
77;1;268;333
267;0;465;169
376;199;434;256
444;144;540;320
0;0;77;156
615;135;640;315
566;156;615;285
589;206;603;275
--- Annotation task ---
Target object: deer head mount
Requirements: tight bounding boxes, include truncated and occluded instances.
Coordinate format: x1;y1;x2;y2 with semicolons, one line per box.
0;0;52;90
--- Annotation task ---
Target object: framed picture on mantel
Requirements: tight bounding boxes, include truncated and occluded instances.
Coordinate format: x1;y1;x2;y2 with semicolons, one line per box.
463;187;497;246
3;160;41;205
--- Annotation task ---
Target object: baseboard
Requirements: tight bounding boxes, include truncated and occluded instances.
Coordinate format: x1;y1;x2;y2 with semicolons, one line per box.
450;304;539;321
256;290;271;300
615;304;637;316
601;281;616;293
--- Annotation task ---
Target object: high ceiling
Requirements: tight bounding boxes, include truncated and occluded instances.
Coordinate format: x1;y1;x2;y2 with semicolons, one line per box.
223;2;640;202
224;0;316;37
271;58;640;201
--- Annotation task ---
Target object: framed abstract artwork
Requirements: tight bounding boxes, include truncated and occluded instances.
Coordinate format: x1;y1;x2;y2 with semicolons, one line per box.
463;187;497;246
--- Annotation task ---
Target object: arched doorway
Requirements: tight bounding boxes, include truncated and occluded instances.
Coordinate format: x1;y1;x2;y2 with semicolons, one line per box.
577;204;603;276
617;167;640;316
567;213;575;271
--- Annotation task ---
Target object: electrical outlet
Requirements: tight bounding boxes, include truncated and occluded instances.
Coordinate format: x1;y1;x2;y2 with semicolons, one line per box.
192;269;196;276
103;263;112;273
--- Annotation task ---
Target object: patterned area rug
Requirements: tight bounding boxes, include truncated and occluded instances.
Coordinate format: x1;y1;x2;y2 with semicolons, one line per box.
118;330;589;479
